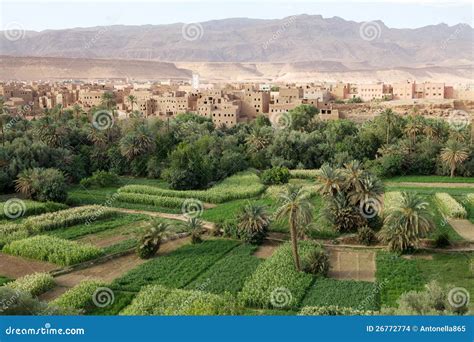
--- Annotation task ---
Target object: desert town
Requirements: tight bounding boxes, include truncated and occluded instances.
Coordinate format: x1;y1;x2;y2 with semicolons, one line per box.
1;78;473;126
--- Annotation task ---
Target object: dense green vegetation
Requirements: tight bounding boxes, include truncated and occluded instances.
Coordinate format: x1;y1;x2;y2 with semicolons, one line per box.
0;200;67;221
186;244;262;294
302;278;380;311
113;240;239;291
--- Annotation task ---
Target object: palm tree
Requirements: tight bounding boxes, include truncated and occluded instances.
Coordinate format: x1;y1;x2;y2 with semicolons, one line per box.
404;121;421;147
316;164;344;197
182;217;204;244
245;126;271;153
440;140;469;178
126;95;137;114
348;172;384;206
380;109;396;145
101;92;116;111
341;160;364;193
14;168;41;198
379;192;434;252
136;220;169;259
72;104;83;119
119;124;155;160
275;185;314;271
237;203;270;244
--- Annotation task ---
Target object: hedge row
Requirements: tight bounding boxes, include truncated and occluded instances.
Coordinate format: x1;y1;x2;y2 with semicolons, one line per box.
289;169;319;179
5;272;55;296
23;205;117;233
121;285;237;315
434;193;467;219
116;192;186;209
0;200;68;221
298;305;377;316
238;241;316;309
3;235;103;266
52;280;107;311
118;172;265;204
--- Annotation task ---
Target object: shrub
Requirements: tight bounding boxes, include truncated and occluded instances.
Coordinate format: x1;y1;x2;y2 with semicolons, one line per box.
23;205;117;233
3;235;103;266
79;170;119;188
0;287;52;315
434;193;467;218
52;280;107;311
357;226;376;246
433;232;451;248
302;247;329;276
5;272;55;296
121;285;237;315
260;167;290;185
118;172;265;204
298;305;376;316
136;221;167;259
289;169;319;179
238;241;316;308
15;168;68;203
219;219;240;239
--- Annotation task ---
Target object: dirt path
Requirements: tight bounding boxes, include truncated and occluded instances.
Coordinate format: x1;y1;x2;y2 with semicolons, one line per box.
386;182;474;188
39;236;191;302
0;253;57;279
253;240;281;259
448;219;474;242
113;208;215;230
327;247;376;282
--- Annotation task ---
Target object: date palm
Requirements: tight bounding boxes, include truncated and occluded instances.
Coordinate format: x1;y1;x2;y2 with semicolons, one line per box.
380;109;396;145
440;140;469;178
137;220;169;259
341;160;364;193
404;121;421;147
245;126;272;153
275;185;313;271
127;95;137;114
316;164;344;197
182;217;204;244
119;124;155;160
101;92;116;111
237;203;270;244
14;168;41;198
379;192;434;252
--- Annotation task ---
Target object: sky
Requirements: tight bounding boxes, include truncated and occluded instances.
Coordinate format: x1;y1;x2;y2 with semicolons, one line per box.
0;0;472;31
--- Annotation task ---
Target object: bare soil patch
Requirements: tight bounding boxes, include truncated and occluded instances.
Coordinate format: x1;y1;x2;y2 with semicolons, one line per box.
0;253;56;279
253;240;281;259
448;219;474;242
327;247;376;282
402;254;434;260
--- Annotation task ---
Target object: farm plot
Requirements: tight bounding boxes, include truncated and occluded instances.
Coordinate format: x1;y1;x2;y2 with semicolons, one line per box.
238;241;316;309
0;200;67;221
185;244;262;295
112;239;240;291
117;171;265;205
327;247;376;282
301;278;380;311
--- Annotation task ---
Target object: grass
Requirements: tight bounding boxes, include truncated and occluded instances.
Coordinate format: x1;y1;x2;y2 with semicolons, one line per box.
87;291;137;315
102;239;138;255
48;214;147;240
413;252;474;310
185;244;262;295
375;252;425;308
425;197;463;242
0;275;12;285
301;278;380;311
385;175;474;183
112;239;240;292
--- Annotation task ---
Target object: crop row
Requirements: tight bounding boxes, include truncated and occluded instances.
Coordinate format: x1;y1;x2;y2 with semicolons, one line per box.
116;192;186;208
121;285;237;315
52;280;107;311
0;200;67;221
238;241;316;309
118;172;266;204
289;169;319;179
3;235;103;266
113;239;240;291
185;244;262;295
434;193;467;219
4;272;55;296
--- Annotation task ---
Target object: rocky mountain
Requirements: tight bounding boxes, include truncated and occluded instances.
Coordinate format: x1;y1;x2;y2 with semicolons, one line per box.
1;14;472;68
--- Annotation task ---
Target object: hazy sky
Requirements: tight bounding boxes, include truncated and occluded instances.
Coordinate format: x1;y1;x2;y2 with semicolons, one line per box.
1;0;472;31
